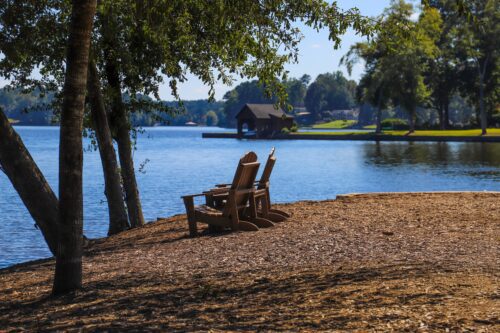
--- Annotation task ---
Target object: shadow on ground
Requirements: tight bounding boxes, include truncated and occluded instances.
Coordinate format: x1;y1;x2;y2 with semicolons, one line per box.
1;263;497;331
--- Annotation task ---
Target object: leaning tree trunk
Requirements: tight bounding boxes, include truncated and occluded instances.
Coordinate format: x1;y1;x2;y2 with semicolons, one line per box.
102;55;145;228
53;0;96;295
87;57;129;235
0;110;58;256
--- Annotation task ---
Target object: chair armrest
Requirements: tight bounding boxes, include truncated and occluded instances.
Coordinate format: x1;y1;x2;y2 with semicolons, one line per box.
215;183;231;188
235;188;255;195
181;193;207;199
204;187;231;194
254;188;267;196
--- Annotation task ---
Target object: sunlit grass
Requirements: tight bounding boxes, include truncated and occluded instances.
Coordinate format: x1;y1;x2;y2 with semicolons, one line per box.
293;128;500;136
295;131;369;135
383;129;500;136
312;120;357;129
8;118;19;124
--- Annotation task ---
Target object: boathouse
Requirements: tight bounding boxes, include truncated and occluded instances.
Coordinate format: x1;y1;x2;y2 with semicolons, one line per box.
236;104;294;138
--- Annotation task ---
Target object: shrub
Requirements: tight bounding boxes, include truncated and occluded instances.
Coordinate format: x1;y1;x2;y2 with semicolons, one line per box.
290;123;299;132
281;127;290;134
381;118;409;130
491;113;500;127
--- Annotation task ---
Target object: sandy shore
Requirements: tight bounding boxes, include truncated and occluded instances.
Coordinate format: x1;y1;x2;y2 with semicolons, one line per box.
1;192;499;331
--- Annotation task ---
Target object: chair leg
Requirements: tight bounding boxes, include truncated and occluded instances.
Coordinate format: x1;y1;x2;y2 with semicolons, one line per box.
183;197;197;237
266;212;287;222
237;220;260;231
247;217;274;228
269;209;291;218
267;188;290;218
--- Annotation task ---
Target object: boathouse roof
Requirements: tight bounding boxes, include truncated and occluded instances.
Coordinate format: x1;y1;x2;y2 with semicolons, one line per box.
236;104;293;120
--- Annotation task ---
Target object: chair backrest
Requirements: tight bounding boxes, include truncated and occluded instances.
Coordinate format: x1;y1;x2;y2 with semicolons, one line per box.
257;147;276;189
224;152;260;214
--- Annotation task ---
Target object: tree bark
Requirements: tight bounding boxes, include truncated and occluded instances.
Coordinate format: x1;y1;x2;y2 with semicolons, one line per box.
438;104;445;130
100;15;145;228
53;0;96;295
478;56;489;136
87;57;129;235
479;74;487;135
106;63;145;228
443;99;450;130
0;110;58;256
408;108;416;134
375;86;384;134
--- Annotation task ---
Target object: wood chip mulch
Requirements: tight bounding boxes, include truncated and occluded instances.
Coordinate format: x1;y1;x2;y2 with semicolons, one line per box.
0;192;499;332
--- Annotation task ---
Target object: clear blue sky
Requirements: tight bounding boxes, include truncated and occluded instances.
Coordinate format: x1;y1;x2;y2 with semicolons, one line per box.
171;0;392;101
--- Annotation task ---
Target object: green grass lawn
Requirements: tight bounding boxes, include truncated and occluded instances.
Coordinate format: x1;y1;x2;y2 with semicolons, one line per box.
312;120;357;129
383;128;500;136
8;118;19;124
294;128;500;136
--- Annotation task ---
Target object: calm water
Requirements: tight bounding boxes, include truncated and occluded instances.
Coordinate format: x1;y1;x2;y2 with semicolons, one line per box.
1;126;499;268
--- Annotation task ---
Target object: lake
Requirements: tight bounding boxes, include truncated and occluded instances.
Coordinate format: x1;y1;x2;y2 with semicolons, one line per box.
1;126;499;268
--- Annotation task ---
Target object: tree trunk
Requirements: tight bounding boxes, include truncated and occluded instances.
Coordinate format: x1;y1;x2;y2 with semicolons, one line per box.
53;0;96;295
479;74;487;135
438;103;445;130
87;57;129;235
375;107;382;134
444;99;450;130
0;110;58;256
108;77;145;228
408;108;416;134
375;86;384;134
101;33;145;227
478;56;489;136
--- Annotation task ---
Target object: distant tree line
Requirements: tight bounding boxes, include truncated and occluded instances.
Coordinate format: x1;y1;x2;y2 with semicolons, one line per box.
0;88;224;127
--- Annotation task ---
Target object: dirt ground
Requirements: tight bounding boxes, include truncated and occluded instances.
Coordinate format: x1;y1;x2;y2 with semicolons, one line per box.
0;192;499;332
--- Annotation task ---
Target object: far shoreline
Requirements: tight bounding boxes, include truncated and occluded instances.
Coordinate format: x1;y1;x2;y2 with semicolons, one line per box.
203;131;500;143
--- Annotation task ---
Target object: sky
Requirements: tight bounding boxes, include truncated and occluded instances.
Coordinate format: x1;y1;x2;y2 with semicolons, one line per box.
170;0;393;101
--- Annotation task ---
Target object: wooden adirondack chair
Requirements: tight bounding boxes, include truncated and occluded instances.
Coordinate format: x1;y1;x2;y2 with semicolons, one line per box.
253;148;290;221
211;148;290;222
182;152;271;237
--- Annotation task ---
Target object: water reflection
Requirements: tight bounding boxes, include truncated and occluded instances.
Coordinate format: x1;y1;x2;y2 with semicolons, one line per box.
364;142;500;180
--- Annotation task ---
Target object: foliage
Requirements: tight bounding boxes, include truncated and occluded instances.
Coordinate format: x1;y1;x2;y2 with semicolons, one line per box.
0;88;54;125
381;118;409;130
205;111;219;127
303;71;357;122
342;1;441;132
280;127;290;134
452;0;499;131
0;0;376;122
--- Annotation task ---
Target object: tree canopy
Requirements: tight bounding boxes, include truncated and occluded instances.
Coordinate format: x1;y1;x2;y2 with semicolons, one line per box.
304;71;357;121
